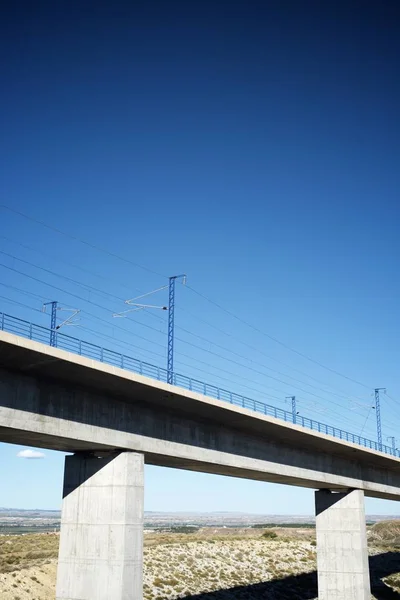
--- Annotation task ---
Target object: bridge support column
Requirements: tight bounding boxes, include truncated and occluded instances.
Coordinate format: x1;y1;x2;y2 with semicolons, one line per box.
56;451;144;600
315;489;370;599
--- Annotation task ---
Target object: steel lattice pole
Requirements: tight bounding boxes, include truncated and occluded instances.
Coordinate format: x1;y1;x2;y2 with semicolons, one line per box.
49;301;58;347
375;388;384;451
167;277;175;384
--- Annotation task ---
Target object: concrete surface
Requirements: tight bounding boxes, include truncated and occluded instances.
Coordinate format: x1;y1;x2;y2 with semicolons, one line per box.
315;489;370;600
1;331;400;499
56;451;144;600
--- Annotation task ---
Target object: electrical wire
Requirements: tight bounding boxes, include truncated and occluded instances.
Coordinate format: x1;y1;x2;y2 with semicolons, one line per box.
178;305;369;404
185;284;372;390
0;258;372;428
2;243;361;406
0;249;126;304
0;252;352;405
175;319;366;404
0;218;372;400
0;234;147;298
0;205;382;404
0;204;166;278
0;293;387;436
0;241;386;432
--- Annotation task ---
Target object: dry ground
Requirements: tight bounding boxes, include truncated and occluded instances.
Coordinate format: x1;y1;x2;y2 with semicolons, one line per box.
0;525;399;599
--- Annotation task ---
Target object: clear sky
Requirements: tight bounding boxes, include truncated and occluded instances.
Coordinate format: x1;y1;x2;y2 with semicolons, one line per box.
0;1;399;515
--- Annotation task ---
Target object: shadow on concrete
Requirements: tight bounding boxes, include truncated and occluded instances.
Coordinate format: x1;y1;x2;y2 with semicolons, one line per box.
182;552;400;600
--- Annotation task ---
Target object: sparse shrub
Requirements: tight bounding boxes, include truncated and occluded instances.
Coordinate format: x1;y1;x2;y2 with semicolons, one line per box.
262;530;278;539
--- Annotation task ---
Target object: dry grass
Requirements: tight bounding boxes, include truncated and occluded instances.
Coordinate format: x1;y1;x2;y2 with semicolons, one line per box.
143;536;317;599
368;520;400;547
0;533;59;573
0;526;399;599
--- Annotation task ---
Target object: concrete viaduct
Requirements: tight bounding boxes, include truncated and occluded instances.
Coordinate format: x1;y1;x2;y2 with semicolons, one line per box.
0;330;399;600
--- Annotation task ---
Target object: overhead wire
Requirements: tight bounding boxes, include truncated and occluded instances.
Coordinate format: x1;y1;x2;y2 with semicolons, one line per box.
0;291;388;437
0;249;126;304
178;304;369;404
0;294;44;315
174;317;368;404
0;222;390;433
2;242;360;405
1;208;397;441
0;271;297;402
0;234;147;298
185;284;372;390
0;293;371;433
0;204;166;278
0;252;345;402
0;204;381;403
1;210;373;397
0;257;373;427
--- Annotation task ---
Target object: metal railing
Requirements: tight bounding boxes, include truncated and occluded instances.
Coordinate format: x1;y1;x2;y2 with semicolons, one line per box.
0;311;397;458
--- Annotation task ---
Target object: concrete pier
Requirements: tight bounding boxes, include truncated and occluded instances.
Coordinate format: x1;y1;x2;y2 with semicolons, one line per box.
56;451;144;600
315;489;370;599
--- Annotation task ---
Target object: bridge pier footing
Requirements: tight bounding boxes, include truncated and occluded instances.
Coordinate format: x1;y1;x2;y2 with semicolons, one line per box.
315;489;370;599
56;451;144;600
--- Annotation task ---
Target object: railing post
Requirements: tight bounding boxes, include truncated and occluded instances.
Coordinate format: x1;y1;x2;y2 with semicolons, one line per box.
79;340;82;355
121;355;124;369
1;313;4;330
29;323;33;340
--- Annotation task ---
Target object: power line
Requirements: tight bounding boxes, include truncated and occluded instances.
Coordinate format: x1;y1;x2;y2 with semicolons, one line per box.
0;249;125;303
0;292;388;436
0;204;166;279
179;304;368;404
0;217;372;399
2;242;360;405
170;327;370;417
0;234;146;298
0;259;372;426
359;405;374;436
0;277;287;404
185;284;372;390
0;296;370;433
0;281;53;303
0;207;376;396
0;251;353;407
175;319;365;404
0;235;169;335
0;295;44;315
0;249;385;429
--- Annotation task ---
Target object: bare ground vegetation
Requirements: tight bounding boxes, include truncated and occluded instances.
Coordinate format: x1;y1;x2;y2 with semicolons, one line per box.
0;523;399;599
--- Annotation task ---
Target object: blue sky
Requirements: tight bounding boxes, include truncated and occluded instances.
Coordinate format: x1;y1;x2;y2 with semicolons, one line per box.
0;1;399;515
